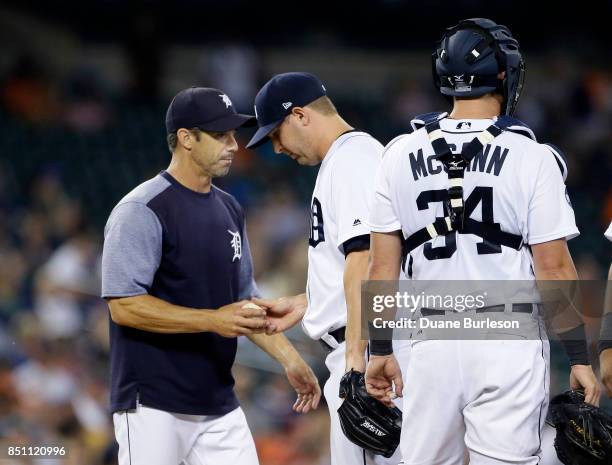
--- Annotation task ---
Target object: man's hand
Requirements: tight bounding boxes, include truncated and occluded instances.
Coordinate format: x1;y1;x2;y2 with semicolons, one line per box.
252;294;306;334
365;354;403;407
208;301;269;337
570;364;601;406
285;358;321;413
600;349;612;397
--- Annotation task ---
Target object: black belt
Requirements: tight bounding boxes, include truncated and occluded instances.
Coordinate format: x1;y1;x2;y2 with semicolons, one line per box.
319;326;346;352
420;303;534;317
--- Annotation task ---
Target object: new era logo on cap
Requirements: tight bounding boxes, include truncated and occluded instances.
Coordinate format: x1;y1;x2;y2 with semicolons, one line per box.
282;102;292;109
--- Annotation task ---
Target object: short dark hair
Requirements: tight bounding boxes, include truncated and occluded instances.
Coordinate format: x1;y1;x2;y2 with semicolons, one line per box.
166;128;202;153
306;96;338;115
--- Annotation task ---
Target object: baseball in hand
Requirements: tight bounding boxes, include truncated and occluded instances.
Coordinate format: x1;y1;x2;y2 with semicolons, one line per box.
242;302;263;310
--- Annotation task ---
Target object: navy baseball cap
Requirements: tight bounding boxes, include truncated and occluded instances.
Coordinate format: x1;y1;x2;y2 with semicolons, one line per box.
165;87;255;134
246;72;327;149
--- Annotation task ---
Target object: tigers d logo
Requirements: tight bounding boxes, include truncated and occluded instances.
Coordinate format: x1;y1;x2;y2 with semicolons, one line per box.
309;197;325;247
227;230;242;262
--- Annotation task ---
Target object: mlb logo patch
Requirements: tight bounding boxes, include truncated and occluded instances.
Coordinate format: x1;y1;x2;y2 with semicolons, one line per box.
456;122;472;130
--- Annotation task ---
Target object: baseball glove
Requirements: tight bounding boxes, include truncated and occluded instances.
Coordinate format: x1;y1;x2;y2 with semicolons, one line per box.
337;369;402;458
548;390;612;464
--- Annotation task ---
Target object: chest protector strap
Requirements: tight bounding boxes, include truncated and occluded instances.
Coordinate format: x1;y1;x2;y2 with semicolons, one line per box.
404;115;525;254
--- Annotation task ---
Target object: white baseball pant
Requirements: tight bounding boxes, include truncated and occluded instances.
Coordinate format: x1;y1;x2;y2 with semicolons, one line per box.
113;403;259;465
399;338;550;465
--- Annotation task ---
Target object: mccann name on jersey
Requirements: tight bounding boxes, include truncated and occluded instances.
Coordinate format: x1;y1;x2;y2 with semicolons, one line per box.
409;144;509;181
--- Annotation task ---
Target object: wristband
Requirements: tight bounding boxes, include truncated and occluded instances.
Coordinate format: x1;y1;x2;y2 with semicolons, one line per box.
559;324;589;366
368;321;393;355
369;339;393;356
598;313;612;354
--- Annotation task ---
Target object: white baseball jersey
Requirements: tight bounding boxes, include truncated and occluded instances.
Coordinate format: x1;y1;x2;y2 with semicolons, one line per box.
302;131;384;339
370;117;579;281
606;221;612;241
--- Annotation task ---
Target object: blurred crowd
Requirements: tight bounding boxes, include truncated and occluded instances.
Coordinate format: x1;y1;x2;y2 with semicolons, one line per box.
0;8;611;465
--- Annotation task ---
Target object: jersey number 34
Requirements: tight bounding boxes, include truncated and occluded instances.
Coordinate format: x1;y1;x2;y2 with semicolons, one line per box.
417;186;501;260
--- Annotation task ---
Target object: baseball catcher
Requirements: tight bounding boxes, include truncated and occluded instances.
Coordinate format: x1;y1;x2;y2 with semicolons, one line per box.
548;390;612;464
337;370;402;458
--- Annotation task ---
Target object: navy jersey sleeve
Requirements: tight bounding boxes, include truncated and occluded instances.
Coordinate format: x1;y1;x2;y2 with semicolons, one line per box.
101;201;162;298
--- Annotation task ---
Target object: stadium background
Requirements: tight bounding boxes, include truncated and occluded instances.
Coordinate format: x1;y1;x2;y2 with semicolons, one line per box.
0;1;610;464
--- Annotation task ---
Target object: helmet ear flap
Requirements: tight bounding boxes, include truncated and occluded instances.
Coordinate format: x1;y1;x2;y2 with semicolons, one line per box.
432;36;451;102
438;48;449;63
505;58;525;116
431;52;441;91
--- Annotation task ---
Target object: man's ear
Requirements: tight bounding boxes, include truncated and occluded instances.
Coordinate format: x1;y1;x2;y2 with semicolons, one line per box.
177;128;193;150
291;107;310;126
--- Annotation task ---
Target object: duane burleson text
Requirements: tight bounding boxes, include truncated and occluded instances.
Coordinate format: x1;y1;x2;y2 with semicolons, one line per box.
371;317;520;330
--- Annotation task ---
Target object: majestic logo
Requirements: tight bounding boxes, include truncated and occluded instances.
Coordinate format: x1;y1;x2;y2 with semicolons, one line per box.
228;230;242;262
360;420;385;437
453;74;465;82
456;122;472;130
353;219;362;226
219;94;233;108
282;102;292;110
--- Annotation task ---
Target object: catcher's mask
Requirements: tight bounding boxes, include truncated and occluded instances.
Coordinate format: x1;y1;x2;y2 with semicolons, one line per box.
432;18;525;116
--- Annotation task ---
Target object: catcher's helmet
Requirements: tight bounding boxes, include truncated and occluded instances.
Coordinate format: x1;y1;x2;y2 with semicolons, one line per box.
432;18;525;116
